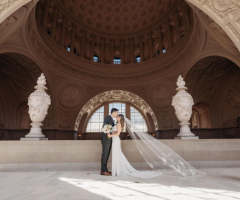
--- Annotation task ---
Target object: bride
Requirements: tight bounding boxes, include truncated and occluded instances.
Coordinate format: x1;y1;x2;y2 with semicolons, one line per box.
108;114;205;178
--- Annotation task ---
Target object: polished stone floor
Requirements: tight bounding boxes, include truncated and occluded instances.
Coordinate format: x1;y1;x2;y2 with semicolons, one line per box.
0;168;240;200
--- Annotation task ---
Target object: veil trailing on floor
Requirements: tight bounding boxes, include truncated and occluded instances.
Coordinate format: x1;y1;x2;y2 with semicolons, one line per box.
124;118;205;177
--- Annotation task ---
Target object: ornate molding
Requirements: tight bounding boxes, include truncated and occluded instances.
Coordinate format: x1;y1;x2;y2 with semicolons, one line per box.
75;90;159;131
58;82;84;109
27;8;203;85
0;0;36;24
150;84;172;109
186;0;240;51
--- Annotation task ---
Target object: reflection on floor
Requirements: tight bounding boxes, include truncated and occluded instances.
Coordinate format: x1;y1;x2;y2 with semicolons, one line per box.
0;168;240;200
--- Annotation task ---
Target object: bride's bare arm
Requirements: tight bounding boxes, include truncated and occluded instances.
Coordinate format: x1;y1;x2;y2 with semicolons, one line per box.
112;124;121;137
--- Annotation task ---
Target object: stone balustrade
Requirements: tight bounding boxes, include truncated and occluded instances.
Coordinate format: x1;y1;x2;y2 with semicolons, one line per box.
0;139;240;171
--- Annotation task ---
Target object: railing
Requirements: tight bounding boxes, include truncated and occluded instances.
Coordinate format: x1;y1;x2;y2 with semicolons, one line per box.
1;127;239;140
0;129;78;140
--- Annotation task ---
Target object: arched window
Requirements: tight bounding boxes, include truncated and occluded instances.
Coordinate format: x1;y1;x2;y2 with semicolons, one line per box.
135;55;141;63
93;55;99;62
86;106;104;132
109;103;126;116
109;102;126;131
113;57;121;64
67;46;70;52
86;102;148;133
130;106;147;132
162;47;166;53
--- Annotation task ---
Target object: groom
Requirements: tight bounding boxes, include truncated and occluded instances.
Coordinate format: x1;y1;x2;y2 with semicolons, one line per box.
100;108;119;176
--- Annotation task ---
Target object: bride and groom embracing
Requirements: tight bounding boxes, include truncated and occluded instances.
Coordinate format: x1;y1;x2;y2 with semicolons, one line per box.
100;108;205;178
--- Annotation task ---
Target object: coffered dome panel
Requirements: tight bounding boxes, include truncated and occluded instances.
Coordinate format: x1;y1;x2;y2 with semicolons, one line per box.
60;0;178;36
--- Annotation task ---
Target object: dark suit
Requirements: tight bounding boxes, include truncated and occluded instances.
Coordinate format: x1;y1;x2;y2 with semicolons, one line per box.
101;115;115;172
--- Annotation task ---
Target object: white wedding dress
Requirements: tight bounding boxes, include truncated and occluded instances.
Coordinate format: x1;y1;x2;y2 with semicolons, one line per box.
111;124;162;179
111;118;205;178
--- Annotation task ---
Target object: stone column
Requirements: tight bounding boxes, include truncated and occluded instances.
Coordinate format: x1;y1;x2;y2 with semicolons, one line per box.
21;74;51;140
183;5;189;31
174;11;181;42
172;75;199;139
60;15;66;47
166;19;172;49
110;39;114;64
42;0;49;29
130;37;133;63
50;6;58;39
101;37;104;63
140;35;143;61
149;31;153;58
90;34;94;60
70;24;76;53
158;27;162;55
81;30;85;57
120;39;124;64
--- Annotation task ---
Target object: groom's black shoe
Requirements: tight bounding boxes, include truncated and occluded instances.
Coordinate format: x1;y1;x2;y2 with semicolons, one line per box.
100;171;111;176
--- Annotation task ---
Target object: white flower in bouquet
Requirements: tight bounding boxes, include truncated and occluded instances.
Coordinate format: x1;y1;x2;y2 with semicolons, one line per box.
101;124;113;139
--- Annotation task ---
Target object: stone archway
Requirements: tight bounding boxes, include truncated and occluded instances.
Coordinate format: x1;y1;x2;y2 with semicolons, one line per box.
185;0;240;51
75;90;159;131
0;0;36;24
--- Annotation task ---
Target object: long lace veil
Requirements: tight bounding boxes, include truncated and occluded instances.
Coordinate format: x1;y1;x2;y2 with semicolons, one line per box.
124;118;205;177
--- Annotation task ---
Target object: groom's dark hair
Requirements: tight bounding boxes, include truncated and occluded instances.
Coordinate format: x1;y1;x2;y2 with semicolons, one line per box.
111;108;119;113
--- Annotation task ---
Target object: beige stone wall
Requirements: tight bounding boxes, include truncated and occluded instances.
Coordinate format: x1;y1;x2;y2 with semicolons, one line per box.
0;140;240;171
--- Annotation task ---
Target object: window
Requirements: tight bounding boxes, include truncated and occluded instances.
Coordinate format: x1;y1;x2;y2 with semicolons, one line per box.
157;48;166;55
93;55;99;62
85;103;149;133
86;106;104;132
130;106;147;132
109;103;126;116
136;56;140;63
67;46;70;52
113;57;121;64
163;48;166;54
109;103;126;131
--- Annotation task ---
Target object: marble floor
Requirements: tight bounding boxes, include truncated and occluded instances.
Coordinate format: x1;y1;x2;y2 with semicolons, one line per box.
0;168;240;200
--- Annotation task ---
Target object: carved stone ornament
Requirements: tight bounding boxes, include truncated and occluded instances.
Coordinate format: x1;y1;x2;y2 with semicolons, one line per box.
213;0;232;11
151;85;171;109
172;75;197;138
22;73;51;139
58;84;82;109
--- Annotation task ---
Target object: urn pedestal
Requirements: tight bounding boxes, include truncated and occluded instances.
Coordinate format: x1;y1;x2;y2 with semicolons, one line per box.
172;75;199;140
21;73;51;141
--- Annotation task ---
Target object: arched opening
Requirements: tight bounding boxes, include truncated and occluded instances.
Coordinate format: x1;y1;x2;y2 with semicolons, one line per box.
185;0;240;51
113;57;121;65
192;102;212;128
0;53;54;139
16;102;30;129
185;56;240;128
75;90;158;140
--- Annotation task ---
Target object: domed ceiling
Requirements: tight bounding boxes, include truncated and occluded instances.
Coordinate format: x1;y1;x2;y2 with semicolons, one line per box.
59;0;178;35
35;0;194;68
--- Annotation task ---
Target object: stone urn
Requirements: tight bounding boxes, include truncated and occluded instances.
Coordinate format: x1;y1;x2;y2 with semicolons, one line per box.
172;75;198;139
22;73;51;140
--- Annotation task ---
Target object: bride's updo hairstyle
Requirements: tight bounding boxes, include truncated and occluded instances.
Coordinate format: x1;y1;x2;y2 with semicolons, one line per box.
118;114;125;131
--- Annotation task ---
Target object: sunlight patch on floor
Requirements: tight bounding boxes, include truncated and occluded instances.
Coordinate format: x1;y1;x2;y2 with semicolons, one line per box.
59;177;240;200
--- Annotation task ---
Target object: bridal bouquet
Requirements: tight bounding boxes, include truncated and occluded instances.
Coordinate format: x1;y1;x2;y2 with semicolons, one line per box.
101;124;112;139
